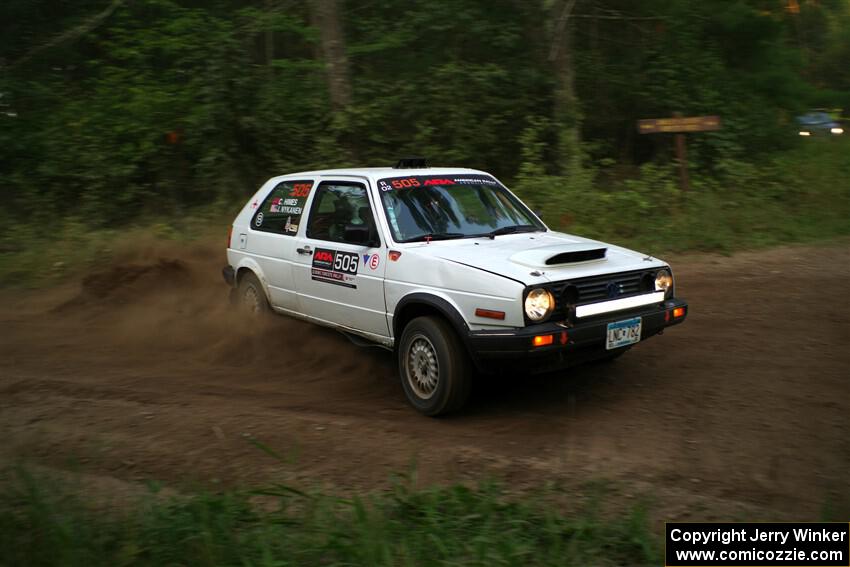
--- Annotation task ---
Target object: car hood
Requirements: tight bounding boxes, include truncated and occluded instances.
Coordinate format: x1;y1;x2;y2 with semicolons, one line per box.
405;231;668;286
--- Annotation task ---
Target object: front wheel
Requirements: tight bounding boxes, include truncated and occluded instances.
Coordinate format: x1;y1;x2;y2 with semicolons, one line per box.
398;316;472;416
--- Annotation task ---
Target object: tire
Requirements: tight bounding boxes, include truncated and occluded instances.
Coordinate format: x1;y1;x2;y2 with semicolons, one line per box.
236;272;270;316
398;316;472;416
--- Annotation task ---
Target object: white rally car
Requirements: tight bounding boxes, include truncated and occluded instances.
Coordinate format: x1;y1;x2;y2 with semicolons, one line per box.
223;159;687;415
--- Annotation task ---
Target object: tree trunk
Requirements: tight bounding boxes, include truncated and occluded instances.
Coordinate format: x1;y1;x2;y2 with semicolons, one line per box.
265;0;274;69
548;0;583;176
309;0;351;111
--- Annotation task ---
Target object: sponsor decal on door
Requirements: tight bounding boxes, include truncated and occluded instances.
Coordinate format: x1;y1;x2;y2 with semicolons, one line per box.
362;253;380;270
311;248;359;288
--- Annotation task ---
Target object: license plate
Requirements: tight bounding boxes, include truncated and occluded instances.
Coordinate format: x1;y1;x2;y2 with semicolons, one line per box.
606;317;642;350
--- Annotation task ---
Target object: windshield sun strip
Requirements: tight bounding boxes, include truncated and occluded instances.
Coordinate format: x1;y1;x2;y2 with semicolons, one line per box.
376;176;543;243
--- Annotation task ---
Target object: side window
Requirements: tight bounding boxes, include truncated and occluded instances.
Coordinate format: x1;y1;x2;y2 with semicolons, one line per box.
306;182;379;245
251;180;313;235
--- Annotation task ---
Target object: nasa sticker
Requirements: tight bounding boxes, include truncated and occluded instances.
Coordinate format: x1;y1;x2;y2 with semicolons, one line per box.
368;253;380;270
255;212;264;226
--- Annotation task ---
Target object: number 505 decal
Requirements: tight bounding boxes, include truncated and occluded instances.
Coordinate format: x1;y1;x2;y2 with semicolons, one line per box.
334;252;357;274
289;183;313;197
391;177;420;189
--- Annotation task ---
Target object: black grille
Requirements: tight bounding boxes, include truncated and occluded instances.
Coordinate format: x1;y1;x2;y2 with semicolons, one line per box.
543;269;658;322
572;271;644;303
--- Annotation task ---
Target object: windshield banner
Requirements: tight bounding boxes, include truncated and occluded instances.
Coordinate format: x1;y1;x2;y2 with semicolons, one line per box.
377;174;499;192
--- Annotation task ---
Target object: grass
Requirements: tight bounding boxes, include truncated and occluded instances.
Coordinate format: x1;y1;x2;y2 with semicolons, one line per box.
513;137;850;254
0;208;234;288
1;139;849;287
0;469;661;567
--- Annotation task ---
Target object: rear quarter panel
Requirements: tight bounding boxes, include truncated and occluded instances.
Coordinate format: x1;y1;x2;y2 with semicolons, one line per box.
226;176;304;305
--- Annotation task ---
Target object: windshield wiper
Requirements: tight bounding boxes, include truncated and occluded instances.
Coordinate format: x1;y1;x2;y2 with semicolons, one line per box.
484;225;541;239
403;232;466;243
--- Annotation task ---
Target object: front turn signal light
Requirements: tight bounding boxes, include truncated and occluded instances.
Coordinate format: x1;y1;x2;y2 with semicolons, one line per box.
532;334;554;347
673;307;686;318
475;308;506;320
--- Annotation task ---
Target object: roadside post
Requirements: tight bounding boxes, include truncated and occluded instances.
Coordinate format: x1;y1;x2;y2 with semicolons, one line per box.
637;114;721;191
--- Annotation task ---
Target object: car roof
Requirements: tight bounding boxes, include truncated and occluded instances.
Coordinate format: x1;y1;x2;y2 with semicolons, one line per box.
266;167;492;184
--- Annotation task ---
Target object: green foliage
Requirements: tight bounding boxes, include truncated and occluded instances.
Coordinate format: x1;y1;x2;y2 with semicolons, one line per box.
1;0;848;248
0;469;661;566
0;0;554;224
2;138;848;288
572;0;849;166
514;137;850;254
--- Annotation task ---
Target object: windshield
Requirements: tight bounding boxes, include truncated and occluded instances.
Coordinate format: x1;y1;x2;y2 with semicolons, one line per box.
377;174;545;243
797;112;834;125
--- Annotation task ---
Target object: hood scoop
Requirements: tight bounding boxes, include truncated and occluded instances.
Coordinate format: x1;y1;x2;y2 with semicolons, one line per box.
545;247;606;265
510;243;608;268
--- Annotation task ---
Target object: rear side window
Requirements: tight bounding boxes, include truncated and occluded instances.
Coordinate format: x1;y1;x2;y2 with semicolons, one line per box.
252;180;313;235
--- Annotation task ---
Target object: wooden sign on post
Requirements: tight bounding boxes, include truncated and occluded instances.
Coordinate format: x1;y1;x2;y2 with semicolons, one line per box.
637;115;721;134
637;115;721;191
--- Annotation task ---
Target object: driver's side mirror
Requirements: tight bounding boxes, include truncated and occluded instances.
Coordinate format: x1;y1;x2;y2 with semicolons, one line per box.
344;224;378;247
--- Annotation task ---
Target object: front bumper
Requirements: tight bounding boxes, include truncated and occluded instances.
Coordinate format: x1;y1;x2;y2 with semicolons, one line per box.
466;298;688;374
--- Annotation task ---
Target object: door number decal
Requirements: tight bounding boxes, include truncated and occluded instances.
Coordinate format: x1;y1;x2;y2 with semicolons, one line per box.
311;248;359;288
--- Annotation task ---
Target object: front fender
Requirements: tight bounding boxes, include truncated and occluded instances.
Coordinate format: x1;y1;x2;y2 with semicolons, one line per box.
392;292;470;341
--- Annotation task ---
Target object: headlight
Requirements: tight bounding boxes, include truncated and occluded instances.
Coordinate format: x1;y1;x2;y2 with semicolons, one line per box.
831;127;844;135
524;288;554;321
799;131;811;136
655;269;673;296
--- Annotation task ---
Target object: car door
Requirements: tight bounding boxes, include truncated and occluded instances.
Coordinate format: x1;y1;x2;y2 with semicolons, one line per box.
246;177;316;311
291;178;389;339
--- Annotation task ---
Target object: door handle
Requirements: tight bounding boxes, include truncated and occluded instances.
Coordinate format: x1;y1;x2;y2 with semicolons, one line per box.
296;246;312;255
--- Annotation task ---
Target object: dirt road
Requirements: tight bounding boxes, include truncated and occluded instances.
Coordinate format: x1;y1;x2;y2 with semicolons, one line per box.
1;239;848;520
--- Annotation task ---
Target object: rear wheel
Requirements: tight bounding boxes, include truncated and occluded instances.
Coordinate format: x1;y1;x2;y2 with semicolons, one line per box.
398;316;472;416
237;272;269;316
